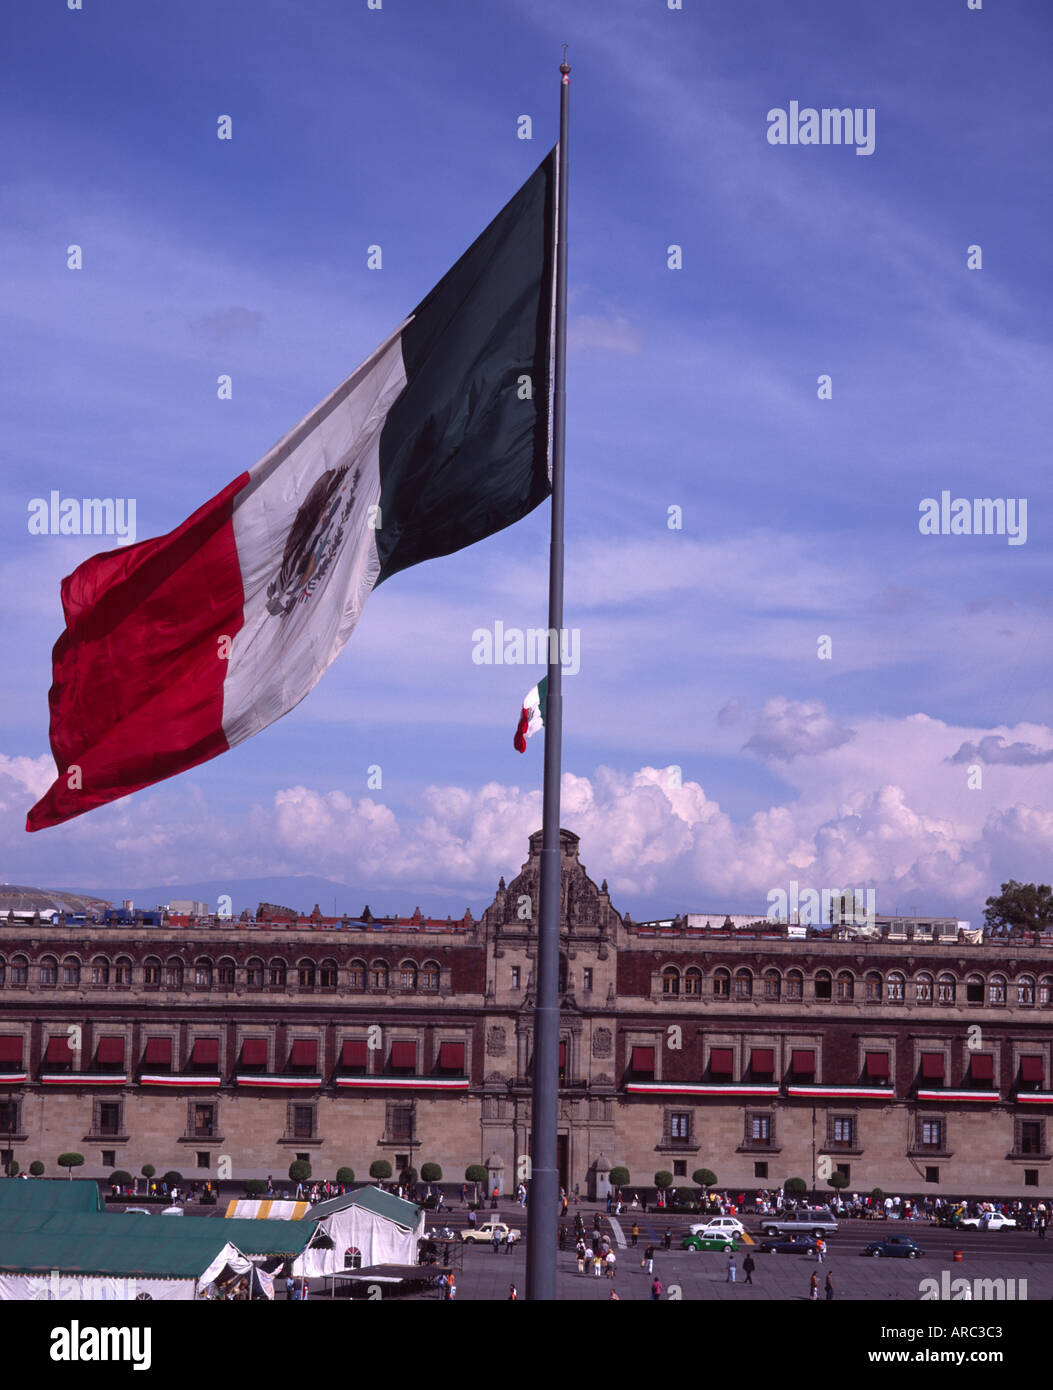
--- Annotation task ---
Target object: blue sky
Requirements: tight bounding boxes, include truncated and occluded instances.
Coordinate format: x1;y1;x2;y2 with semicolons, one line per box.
3;0;1052;921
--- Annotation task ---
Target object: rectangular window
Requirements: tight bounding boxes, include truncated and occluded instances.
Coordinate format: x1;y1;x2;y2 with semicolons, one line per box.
98;1102;121;1137
292;1106;313;1140
750;1114;771;1143
835;1162;850;1180
754;1162;768;1179
832;1117;855;1146
1020;1121;1043;1156
395;1153;409;1170
583;968;593;991
1025;1169;1039;1187
511;967;521;990
920;1119;944;1148
197;1151;211;1170
673;1160;686;1177
0;1101;18;1134
670;1112;690;1140
101;1150;115;1168
193;1104;215;1139
814;975;832;1000
392;1106;414;1141
925;1166;939;1184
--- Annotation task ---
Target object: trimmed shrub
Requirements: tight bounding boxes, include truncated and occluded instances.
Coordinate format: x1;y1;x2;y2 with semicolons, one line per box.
693;1168;717;1189
369;1160;393;1181
29;1161;44;1177
420;1163;443;1183
335;1167;355;1185
109;1171;134;1188
288;1160;312;1184
784;1177;808;1196
398;1167;418;1188
654;1170;674;1191
609;1166;630;1187
161;1171;183;1188
57;1153;84;1177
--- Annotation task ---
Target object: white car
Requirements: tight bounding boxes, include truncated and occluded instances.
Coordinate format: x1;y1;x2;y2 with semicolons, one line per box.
688;1216;746;1239
960;1212;1016;1231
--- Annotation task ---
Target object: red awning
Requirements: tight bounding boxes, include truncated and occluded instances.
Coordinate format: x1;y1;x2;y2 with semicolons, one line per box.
96;1037;125;1064
190;1039;219;1065
240;1039;268;1066
391;1041;417;1069
631;1046;655;1074
750;1049;774;1075
970;1054;994;1081
0;1036;23;1064
439;1042;465;1072
710;1048;734;1075
143;1037;172;1065
44;1036;73;1064
865;1052;890;1078
921;1053;945;1079
290;1040;317;1068
791;1049;815;1076
341;1040;368;1068
1021;1057;1045;1083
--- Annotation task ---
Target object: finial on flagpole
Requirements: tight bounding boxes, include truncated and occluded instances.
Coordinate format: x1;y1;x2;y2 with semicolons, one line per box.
560;43;570;77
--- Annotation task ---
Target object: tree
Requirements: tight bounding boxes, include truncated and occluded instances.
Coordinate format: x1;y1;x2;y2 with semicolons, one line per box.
827;1172;850;1193
399;1166;418;1188
871;1187;885;1204
654;1171;674;1191
609;1166;630;1187
244;1179;267;1197
674;1187;696;1206
57;1152;84;1179
984;880;1053;935
370;1159;393;1182
465;1164;488;1203
29;1161;44;1177
785;1177;808;1198
336;1166;355;1185
420;1162;443;1183
141;1164;155;1179
109;1170;134;1189
693;1168;717;1190
289;1159;312;1185
161;1170;182;1188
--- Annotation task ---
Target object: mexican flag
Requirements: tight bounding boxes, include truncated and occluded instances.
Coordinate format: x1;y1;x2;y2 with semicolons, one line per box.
27;148;558;832
514;675;548;753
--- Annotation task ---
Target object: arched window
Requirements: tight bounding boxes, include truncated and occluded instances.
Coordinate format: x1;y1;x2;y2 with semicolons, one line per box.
61;956;81;987
662;967;680;996
143;956;161;988
164;957;184;988
886;972;905;1002
836;971;854;1001
348;960;366;991
814;970;832;1001
936;973;956;1004
400;962;419;991
114;956;132;986
786;969;803;1001
916;972;933;1004
1040;976;1053;1008
1018;976;1036;1006
369;960;389;990
11;955;29;986
246;958;264;990
712;968;730;999
966;973;985;1004
319;959;338;989
764;969;781;1001
268;958;287;989
91;956;110;986
298;960;316;989
989;974;1007;1005
734;969;752;1000
864;972;882;1002
684;968;702;997
218;958;236;988
421;961;440;992
40;955;58;987
0;956;5;987
194;958;213;988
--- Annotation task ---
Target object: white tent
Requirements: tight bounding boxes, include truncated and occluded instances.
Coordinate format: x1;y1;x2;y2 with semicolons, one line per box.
292;1188;424;1276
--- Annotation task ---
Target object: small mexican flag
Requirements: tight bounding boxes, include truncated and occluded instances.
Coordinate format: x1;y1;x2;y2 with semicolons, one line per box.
514;676;548;752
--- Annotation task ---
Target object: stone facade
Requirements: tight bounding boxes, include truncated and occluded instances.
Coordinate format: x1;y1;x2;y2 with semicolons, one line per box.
1;829;1052;1196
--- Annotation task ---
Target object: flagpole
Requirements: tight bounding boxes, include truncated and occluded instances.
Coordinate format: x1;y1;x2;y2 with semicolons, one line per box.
526;47;570;1303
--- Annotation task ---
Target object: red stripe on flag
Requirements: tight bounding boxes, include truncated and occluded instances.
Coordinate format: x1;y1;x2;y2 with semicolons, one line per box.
26;474;250;831
514;706;531;753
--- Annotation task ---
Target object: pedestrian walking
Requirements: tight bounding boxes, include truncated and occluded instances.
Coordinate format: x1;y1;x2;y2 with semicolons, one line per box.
608;1290;620;1300
592;1253;603;1278
606;1250;616;1279
508;1283;518;1300
492;1228;501;1254
809;1272;819;1301
576;1242;586;1275
631;1223;640;1247
651;1277;663;1301
506;1230;514;1253
743;1254;755;1285
726;1253;736;1284
663;1229;672;1250
644;1244;655;1274
825;1273;834;1301
815;1236;825;1264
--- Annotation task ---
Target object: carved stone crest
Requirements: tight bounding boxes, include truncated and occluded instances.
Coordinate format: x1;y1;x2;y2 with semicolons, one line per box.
486;1025;507;1056
592;1026;612;1058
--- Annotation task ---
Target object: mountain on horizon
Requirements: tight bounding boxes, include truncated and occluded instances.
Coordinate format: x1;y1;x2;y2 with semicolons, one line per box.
53;874;492;920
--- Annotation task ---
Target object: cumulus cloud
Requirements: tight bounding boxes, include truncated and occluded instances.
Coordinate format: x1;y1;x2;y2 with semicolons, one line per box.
742;697;855;762
568;314;642;355
947;735;1053;766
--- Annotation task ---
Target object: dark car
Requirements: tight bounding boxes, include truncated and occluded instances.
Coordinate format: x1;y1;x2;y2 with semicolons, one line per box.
758;1234;818;1255
862;1237;924;1259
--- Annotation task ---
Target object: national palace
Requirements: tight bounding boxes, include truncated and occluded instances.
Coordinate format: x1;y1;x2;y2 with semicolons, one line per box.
2;829;1052;1197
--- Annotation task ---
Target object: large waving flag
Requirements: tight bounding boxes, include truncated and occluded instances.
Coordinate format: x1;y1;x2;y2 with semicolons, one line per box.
27;149;557;832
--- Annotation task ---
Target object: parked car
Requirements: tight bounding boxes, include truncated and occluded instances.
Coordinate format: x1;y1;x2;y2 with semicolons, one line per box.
862;1236;925;1259
425;1226;457;1242
960;1212;1016;1231
687;1216;746;1240
460;1220;521;1245
681;1233;740;1253
758;1234;819;1255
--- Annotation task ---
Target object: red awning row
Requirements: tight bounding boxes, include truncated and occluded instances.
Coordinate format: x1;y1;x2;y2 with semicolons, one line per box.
631;1046;656;1074
865;1052;890;1078
710;1048;733;1075
0;1035;23;1065
921;1053;945;1078
96;1037;125;1064
791;1050;815;1076
750;1049;774;1075
290;1039;317;1068
1021;1056;1045;1083
390;1041;417;1069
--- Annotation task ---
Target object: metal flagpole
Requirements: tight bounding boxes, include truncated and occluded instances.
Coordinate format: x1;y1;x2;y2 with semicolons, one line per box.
526;47;570;1302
